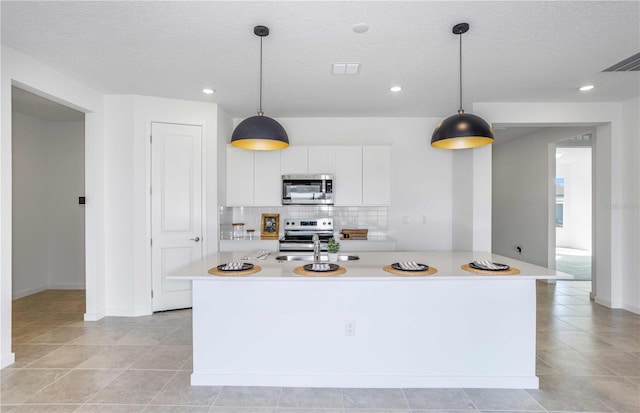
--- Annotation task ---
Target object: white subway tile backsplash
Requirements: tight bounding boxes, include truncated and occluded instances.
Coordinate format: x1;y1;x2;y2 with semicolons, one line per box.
219;205;388;239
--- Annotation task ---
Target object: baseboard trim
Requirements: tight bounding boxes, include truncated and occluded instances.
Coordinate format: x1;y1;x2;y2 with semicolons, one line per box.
13;284;85;300
595;296;612;308
84;312;105;322
1;352;16;369
190;372;540;389
47;283;85;290
12;285;48;300
104;309;152;317
622;303;640;315
595;296;623;309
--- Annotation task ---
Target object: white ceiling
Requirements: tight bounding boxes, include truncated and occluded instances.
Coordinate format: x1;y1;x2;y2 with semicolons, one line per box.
2;1;639;118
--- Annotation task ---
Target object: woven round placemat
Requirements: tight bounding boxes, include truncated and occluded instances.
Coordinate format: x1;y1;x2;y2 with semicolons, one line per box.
293;266;346;277
461;264;520;275
383;265;438;276
208;265;262;276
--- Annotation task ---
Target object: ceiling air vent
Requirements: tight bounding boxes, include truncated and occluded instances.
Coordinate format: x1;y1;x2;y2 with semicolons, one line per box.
602;52;640;72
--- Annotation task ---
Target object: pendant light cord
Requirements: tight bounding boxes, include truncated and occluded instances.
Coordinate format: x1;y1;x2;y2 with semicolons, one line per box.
259;35;263;114
458;31;463;113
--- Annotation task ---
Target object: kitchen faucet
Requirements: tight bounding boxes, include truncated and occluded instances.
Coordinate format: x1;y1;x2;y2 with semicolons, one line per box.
312;234;321;264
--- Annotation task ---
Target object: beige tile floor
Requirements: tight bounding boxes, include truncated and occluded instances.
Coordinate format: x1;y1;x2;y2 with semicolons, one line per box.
1;281;638;412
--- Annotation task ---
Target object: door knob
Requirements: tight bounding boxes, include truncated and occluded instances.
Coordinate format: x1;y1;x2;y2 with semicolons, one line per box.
190;237;200;242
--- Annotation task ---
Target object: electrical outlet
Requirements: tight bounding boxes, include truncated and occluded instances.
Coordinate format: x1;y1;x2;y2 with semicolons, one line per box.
345;320;356;336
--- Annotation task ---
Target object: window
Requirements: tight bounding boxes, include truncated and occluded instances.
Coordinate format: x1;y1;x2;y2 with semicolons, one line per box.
555;177;564;227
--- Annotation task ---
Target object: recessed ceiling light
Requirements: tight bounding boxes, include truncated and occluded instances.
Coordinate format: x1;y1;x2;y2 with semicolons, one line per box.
579;85;594;92
202;88;215;94
352;23;369;33
390;86;402;92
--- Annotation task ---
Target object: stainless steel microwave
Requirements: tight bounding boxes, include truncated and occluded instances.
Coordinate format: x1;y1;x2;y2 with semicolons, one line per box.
282;174;334;205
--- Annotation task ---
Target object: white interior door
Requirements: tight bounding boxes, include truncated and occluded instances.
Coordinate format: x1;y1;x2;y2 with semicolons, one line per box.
151;122;202;312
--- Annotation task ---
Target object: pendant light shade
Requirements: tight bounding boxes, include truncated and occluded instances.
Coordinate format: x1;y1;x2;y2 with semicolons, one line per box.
231;25;289;150
231;113;289;150
431;23;493;149
431;112;494;149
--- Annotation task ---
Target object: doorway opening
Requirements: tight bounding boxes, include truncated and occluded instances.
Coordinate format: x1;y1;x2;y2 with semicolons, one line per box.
555;145;592;280
11;87;86;325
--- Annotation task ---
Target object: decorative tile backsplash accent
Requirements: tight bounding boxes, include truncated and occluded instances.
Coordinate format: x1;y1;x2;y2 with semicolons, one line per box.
220;206;388;240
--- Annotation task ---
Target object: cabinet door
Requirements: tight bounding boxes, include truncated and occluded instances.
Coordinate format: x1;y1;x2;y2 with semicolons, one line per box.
226;146;254;206
281;146;308;174
254;150;282;206
308;146;335;174
362;145;391;205
334;146;363;206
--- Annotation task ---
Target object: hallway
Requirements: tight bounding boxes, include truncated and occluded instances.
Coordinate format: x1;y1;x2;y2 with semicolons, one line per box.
556;247;592;280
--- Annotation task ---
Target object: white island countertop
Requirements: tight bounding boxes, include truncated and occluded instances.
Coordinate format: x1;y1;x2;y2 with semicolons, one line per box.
169;250;572;281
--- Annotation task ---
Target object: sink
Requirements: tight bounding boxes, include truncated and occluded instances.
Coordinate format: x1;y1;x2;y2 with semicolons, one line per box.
275;254;359;262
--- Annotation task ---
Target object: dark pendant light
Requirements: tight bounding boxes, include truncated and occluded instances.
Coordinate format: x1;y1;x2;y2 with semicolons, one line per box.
431;23;494;150
231;25;289;150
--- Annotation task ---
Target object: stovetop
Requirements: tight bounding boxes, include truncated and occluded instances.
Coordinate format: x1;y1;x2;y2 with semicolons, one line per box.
280;218;334;251
282;218;333;232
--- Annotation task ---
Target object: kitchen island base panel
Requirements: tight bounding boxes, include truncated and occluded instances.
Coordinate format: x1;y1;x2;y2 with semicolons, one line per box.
191;278;538;389
191;373;538;389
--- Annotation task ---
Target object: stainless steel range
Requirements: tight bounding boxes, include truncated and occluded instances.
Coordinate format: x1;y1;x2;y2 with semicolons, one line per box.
279;218;334;252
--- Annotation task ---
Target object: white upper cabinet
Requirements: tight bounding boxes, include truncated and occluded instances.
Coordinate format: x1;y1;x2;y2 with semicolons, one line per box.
334;146;363;206
227;146;281;207
307;146;335;174
362;145;391;205
226;146;254;206
281;145;335;175
280;146;308;175
226;144;391;207
254;150;282;206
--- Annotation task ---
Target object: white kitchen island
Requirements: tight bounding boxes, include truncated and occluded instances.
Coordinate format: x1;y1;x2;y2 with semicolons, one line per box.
169;251;571;389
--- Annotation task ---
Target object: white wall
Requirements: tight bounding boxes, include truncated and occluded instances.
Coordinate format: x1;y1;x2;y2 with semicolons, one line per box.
255;117;454;251
620;97;639;314
12;112;49;297
1;45;105;368
12;112;85;298
556;148;592;250
477;101;637;313
47;120;86;290
103;95;220;316
492;127;593;267
217;108;233;241
2;45;225;369
451;143;493;252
